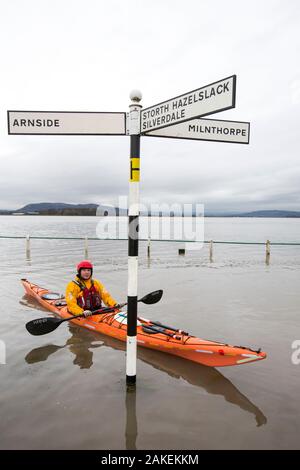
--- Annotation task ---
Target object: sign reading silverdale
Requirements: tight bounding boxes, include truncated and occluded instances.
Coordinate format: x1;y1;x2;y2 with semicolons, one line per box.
141;75;236;133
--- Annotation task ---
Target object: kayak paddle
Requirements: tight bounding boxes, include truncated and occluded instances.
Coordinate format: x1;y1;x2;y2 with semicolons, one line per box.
25;289;163;336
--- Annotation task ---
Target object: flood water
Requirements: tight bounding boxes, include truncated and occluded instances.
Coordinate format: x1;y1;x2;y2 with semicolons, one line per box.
0;216;300;450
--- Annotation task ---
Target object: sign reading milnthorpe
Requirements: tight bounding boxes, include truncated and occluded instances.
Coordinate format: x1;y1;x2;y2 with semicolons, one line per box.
144;118;250;144
141;75;236;134
8;111;126;135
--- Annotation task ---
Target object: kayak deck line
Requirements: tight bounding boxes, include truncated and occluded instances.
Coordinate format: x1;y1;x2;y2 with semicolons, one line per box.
21;278;267;368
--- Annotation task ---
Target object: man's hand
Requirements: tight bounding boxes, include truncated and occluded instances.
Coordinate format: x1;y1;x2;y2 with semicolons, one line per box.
83;310;93;317
114;302;126;309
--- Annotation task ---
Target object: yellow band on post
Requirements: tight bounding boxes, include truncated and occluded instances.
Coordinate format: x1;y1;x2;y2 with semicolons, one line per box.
130;157;140;182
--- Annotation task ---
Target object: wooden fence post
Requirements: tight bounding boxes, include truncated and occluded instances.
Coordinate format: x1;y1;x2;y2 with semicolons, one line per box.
26;235;31;259
84;236;89;258
209;240;213;262
266;239;270;265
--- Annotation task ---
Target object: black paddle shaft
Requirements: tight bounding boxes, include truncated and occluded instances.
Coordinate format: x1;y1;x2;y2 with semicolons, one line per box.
25;289;163;336
25;306;117;336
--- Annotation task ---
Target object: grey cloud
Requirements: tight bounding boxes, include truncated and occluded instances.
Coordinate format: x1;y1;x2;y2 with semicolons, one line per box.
0;0;299;213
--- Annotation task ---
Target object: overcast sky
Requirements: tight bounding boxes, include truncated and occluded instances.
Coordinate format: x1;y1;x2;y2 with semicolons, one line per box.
0;0;299;212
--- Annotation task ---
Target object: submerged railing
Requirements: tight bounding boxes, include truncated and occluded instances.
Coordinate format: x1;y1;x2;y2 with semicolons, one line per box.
1;234;300;265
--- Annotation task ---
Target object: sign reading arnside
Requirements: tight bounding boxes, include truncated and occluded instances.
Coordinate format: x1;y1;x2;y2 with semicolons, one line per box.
141;75;236;133
8;111;126;135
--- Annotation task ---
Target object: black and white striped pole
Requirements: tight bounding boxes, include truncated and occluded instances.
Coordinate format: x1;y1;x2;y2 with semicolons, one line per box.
126;90;142;386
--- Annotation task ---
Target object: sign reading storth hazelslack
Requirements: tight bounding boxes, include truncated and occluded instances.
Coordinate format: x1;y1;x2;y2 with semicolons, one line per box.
141;75;236;134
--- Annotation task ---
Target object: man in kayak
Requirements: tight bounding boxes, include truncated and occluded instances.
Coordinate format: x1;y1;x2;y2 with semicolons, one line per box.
65;260;119;318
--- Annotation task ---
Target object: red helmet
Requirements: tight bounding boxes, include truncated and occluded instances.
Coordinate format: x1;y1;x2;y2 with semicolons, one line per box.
76;260;93;272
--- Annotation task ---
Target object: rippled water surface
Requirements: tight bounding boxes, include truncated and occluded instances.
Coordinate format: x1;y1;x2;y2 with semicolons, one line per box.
0;216;300;449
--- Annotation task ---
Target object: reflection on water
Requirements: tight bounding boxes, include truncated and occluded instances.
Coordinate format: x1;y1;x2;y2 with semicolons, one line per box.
125;386;137;451
25;344;64;363
25;325;104;369
138;348;267;428
25;324;139;449
20;296;50;313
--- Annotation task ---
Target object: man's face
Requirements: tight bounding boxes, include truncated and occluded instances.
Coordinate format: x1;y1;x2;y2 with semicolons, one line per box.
80;268;92;280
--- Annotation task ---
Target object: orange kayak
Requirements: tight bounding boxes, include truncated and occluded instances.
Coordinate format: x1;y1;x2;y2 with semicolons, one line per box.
21;279;267;367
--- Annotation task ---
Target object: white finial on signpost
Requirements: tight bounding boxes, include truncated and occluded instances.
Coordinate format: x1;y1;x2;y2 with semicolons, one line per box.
130;90;142;103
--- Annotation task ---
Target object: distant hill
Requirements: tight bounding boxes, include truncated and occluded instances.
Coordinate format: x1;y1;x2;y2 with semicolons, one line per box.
204;210;300;217
12;202;98;216
233;210;300;218
8;202;127;216
17;202;99;213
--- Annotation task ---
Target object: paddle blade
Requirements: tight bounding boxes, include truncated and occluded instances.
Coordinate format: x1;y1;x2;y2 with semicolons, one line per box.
140;289;163;305
26;317;63;336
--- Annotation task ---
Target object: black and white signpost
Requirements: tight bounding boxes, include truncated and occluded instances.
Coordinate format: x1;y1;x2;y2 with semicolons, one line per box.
126;91;142;385
8;74;250;387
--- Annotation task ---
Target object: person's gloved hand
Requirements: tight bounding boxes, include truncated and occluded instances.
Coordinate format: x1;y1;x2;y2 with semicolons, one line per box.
114;303;125;309
83;310;93;317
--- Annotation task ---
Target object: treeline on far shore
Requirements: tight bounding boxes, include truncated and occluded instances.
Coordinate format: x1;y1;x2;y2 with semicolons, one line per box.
36;208;98;216
0;208;97;216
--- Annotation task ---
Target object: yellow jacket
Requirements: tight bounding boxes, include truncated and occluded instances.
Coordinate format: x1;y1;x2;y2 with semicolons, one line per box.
65;276;117;315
